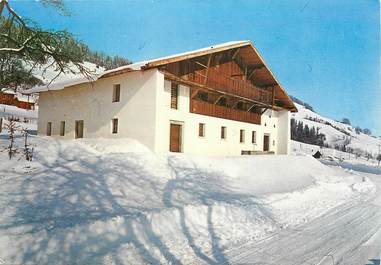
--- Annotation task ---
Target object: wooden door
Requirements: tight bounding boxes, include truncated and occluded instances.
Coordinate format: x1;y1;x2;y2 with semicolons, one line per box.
263;135;270;151
75;120;84;139
169;123;182;152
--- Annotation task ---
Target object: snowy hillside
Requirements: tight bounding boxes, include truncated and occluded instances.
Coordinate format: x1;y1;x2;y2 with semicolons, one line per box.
292;102;381;156
0;136;375;264
29;60;104;88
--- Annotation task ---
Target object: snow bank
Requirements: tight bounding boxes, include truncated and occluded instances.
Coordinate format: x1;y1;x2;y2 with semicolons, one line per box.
0;137;375;264
169;154;332;195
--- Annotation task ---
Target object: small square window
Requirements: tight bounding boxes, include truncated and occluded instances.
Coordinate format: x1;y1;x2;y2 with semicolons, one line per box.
112;118;118;134
199;123;205;137
112;84;121;102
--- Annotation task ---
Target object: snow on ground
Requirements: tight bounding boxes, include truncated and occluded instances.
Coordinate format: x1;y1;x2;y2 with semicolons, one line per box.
292;140;381;175
0;105;38;132
0;136;376;264
292;102;381;155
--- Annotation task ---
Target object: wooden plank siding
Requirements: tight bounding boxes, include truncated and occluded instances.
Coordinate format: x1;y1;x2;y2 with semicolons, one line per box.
164;59;273;106
190;99;261;125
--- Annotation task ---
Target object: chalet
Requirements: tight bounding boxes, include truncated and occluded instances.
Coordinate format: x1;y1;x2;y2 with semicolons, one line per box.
0;91;35;110
29;41;297;156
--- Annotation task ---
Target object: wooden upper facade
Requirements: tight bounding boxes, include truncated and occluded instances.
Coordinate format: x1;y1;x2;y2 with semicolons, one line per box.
141;41;297;125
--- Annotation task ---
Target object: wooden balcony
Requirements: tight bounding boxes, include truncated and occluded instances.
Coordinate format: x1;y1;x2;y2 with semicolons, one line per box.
190;99;261;125
187;71;273;106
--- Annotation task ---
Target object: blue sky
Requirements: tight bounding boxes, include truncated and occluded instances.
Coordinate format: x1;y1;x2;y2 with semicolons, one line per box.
15;0;380;135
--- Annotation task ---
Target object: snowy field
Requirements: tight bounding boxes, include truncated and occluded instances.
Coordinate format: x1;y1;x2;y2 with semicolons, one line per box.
0;135;379;264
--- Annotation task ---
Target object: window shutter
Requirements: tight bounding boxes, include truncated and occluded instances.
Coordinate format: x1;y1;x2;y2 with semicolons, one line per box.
171;83;178;109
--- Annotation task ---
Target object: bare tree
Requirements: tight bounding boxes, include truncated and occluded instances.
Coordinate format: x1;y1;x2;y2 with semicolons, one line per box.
4;119;20;159
21;127;33;161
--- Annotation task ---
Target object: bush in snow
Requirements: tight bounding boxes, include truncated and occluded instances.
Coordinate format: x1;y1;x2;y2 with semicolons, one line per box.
342;118;351;125
355;126;363;134
363;128;372;135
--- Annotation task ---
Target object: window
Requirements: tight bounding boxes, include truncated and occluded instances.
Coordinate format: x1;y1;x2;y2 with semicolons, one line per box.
46;122;52;136
252;131;257;143
112;84;121;102
75;120;84;139
112;118;118;134
60;121;65;136
240;129;245;143
199;123;205;137
221;126;226;139
273;140;276;146
170;82;178;109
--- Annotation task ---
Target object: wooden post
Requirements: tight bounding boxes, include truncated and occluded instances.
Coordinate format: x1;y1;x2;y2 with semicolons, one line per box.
204;54;212;85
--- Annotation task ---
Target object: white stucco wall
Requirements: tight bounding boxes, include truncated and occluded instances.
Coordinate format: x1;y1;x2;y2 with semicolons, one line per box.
38;70;290;156
276;110;291;154
38;69;161;150
154;79;285;156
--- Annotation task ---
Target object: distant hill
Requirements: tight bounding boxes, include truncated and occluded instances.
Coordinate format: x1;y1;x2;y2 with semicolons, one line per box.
291;98;380;157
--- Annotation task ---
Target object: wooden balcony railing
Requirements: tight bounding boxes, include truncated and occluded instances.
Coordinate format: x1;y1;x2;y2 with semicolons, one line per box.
190;99;261;125
188;72;273;105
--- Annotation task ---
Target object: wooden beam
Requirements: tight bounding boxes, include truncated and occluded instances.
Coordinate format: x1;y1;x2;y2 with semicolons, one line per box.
190;88;200;99
247;103;256;112
259;83;278;89
195;72;207;78
261;108;268;115
195;61;207;68
232;48;240;60
247;65;265;80
162;71;277;109
214;95;223;104
204;54;213;85
230;99;240;109
247;69;257;80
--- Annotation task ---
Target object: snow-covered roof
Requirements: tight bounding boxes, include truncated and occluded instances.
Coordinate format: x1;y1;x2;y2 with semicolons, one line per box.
25;41;250;94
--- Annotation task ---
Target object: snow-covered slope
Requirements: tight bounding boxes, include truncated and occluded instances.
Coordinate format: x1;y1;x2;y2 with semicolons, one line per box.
292;102;381;155
0;136;374;264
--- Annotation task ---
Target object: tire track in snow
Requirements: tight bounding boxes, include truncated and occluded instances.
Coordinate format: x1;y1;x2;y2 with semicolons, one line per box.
222;176;381;265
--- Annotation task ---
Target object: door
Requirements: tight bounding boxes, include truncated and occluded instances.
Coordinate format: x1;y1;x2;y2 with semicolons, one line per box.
75;120;84;139
169;123;182;152
263;134;270;151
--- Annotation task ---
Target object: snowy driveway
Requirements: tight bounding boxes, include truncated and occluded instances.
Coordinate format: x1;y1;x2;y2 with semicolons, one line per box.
221;173;381;265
